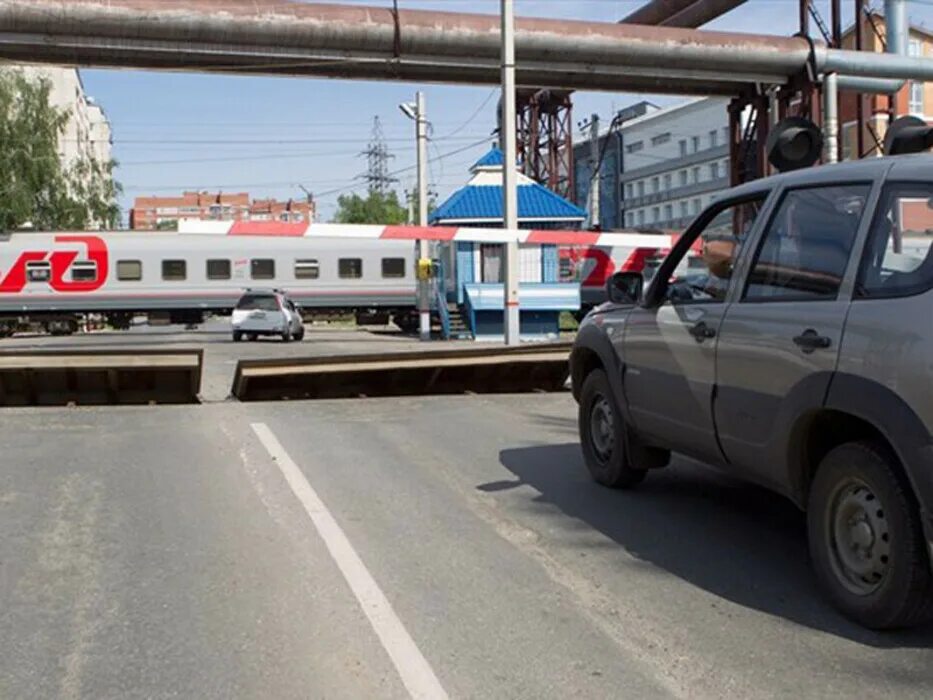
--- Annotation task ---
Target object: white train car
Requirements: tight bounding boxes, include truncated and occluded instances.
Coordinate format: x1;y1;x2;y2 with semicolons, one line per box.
0;231;417;335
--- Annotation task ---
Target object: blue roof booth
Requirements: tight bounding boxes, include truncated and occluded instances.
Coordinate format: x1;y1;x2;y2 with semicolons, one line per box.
430;148;585;341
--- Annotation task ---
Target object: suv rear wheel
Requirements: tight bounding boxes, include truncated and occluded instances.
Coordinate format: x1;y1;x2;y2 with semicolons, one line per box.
578;369;646;489
807;441;933;629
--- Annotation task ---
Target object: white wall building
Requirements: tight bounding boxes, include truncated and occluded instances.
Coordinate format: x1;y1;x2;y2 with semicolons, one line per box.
12;64;112;172
620;98;731;231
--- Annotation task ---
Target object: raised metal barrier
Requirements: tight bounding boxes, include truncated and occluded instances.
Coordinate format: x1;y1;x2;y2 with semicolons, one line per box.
232;343;571;402
0;349;203;406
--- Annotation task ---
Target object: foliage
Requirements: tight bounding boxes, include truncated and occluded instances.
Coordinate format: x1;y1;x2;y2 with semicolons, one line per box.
0;69;122;231
333;190;408;225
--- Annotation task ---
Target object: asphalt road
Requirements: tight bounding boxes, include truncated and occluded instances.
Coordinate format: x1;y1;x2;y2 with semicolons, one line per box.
0;320;479;401
1;328;932;698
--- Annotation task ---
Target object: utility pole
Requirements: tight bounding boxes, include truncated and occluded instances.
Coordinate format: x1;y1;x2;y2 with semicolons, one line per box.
501;0;520;346
416;91;431;341
588;113;600;230
400;92;431;341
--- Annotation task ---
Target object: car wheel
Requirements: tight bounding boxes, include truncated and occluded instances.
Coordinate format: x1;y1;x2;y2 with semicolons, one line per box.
295;326;305;341
807;441;933;629
232;331;242;342
578;369;646;489
281;328;292;343
247;333;257;342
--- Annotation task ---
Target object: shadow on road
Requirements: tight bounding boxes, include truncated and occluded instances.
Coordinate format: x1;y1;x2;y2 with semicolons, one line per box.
491;442;933;649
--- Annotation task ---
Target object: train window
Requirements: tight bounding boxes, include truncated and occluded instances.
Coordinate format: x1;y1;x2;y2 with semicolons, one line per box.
251;258;275;280
381;258;406;278
162;259;187;281
207;259;231;280
117;260;142;281
71;261;97;282
339;258;363;279
294;259;320;279
26;261;51;282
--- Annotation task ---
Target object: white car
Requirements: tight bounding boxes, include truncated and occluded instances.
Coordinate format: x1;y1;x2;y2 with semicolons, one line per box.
231;290;305;342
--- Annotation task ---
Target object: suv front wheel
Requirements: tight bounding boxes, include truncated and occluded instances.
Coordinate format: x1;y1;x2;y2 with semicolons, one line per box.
578;369;646;489
807;441;933;629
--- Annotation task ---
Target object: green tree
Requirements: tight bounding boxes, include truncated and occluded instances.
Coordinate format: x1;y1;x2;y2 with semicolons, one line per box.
0;70;122;231
333;190;408;225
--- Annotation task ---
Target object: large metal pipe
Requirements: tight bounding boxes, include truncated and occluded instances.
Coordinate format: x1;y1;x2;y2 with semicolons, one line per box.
835;0;907;93
0;1;931;91
621;0;697;25
837;75;904;92
886;0;908;57
661;0;748;28
823;71;839;163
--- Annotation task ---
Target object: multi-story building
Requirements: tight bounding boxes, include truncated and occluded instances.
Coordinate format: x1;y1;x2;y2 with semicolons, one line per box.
248;197;314;223
573;98;731;231
129;192;314;229
619;98;730;231
12;64;112;172
839;12;933;159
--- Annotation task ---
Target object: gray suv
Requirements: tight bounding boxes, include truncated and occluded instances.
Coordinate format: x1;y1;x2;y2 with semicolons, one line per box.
570;155;933;629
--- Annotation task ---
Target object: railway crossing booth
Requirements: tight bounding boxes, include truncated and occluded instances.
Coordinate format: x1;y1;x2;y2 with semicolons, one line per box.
430;148;586;341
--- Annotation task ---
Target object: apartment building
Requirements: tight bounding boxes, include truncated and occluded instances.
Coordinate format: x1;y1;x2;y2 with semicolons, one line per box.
10;64;113;174
130;192;314;229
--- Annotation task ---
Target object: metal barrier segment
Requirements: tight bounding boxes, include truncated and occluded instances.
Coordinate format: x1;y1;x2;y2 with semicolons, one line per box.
0;349;203;406
232;343;571;402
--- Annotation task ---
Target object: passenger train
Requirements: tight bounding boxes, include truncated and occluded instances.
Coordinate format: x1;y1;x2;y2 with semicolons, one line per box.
0;226;679;337
0;232;417;335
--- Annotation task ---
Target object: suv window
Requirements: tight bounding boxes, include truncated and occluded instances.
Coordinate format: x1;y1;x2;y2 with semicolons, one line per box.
744;184;870;301
662;196;765;304
236;294;280;311
857;182;933;299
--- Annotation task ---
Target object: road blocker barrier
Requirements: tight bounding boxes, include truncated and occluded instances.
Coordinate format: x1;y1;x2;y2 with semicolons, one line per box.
0;349;203;406
232;343;571;402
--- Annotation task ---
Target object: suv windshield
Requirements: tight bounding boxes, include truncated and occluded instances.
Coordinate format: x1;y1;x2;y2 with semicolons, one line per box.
236;294;280;311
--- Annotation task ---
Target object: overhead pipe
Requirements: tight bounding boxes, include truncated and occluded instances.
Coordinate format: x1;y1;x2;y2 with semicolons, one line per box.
835;0;906;93
0;0;812;91
661;0;749;28
620;0;698;25
0;1;932;91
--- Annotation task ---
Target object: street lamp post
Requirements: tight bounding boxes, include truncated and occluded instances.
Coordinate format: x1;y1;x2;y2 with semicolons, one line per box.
400;91;431;341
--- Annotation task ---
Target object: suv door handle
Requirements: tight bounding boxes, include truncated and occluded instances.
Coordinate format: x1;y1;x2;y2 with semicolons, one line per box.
793;329;832;353
689;321;716;342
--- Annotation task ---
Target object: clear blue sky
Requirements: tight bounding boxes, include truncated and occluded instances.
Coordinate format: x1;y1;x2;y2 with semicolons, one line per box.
77;0;931;222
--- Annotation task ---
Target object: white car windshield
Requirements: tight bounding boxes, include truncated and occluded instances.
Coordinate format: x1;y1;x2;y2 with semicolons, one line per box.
236;294;279;311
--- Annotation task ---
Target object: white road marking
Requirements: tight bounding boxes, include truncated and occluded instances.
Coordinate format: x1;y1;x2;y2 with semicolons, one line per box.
250;422;449;700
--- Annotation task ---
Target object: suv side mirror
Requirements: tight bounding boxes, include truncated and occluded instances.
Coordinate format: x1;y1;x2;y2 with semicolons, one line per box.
607;271;643;304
